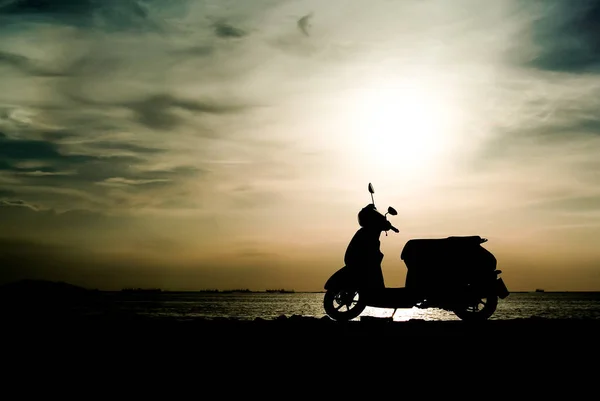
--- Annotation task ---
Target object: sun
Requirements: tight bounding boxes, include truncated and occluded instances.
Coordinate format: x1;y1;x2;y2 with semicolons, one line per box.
347;81;455;176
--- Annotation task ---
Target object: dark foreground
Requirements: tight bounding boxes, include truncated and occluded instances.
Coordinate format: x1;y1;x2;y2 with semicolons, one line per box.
3;312;599;390
0;315;592;392
2;280;599;374
2;281;597;394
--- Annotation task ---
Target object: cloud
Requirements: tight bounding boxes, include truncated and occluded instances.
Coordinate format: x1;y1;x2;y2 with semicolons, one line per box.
0;132;135;179
0;199;39;210
0;0;96;16
524;1;600;72
0;50;67;76
0;188;16;197
297;13;312;36
86;140;163;154
212;21;246;38
19;170;75;176
97;177;170;186
0;202;184;257
0;0;157;32
127;94;247;130
0;132;72;160
0;130;206;211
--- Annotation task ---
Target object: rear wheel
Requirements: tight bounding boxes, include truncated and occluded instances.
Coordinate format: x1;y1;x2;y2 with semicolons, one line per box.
453;292;498;321
324;288;366;321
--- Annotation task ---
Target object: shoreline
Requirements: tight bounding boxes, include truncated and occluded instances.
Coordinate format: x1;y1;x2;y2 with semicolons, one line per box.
6;312;600;336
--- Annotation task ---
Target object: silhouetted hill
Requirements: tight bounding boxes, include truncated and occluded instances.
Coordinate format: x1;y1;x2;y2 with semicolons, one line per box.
0;279;107;317
0;279;91;295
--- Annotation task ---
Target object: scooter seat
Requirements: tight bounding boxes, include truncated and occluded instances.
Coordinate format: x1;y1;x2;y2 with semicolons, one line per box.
447;235;486;243
400;236;485;260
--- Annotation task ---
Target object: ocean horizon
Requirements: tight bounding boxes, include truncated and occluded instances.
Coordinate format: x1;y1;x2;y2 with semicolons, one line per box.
97;290;600;322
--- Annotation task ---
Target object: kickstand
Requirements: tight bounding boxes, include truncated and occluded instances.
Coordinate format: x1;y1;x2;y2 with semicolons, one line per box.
390;308;397;320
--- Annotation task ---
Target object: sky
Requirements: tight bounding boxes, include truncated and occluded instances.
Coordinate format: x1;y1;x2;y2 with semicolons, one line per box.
1;0;600;291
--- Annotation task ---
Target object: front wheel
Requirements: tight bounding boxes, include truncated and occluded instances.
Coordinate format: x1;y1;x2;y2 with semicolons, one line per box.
453;292;498;321
324;288;366;321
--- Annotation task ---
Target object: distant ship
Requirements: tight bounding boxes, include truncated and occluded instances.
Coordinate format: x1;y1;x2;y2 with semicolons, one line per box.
121;288;162;293
266;289;295;294
535;289;545;293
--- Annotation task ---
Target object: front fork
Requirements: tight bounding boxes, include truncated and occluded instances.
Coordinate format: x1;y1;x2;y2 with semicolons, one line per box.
495;271;510;299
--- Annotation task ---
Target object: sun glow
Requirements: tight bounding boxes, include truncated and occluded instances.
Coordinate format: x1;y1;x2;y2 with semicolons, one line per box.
347;81;456;177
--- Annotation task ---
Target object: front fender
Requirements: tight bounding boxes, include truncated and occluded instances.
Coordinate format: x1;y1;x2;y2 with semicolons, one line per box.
496;277;510;299
324;266;357;290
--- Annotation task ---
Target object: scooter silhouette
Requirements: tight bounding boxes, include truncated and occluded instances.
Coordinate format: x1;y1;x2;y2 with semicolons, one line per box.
323;183;510;321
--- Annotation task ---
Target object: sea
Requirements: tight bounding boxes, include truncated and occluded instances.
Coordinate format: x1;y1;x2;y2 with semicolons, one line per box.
105;291;600;321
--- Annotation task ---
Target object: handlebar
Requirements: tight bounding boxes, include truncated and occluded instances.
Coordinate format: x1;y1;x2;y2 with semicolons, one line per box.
390;225;399;233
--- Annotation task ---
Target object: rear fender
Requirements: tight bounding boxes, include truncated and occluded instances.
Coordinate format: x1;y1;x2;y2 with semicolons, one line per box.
324;266;357;290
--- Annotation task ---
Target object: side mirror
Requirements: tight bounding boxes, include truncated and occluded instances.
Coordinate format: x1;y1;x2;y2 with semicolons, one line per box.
368;183;374;194
387;206;397;216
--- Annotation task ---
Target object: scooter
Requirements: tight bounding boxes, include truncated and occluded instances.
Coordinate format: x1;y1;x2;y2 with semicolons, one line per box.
323;183;510;322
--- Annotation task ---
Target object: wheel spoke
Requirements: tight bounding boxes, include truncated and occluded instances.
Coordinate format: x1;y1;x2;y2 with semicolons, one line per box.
466;298;486;313
452;293;498;321
324;289;365;319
